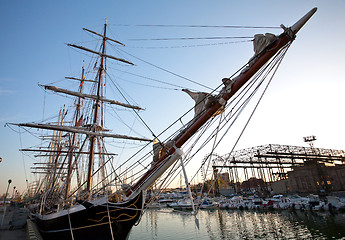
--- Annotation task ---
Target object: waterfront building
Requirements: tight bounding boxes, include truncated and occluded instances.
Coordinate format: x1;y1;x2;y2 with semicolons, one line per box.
272;162;345;194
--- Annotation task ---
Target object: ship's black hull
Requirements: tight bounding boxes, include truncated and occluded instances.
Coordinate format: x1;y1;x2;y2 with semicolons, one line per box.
33;192;143;240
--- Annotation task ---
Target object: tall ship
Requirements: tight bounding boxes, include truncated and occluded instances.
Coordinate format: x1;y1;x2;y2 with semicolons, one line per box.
7;8;317;240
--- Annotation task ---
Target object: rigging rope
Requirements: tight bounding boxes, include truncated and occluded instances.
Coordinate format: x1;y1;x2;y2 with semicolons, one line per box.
19;129;30;193
96;47;274;194
191;44;291;192
229;44;290;153
67;209;75;240
105;71;157;141
149;44;291;196
130;36;253;41
26;28;290;203
110;24;280;29
106;190;115;240
127;40;251;49
108;66;197;91
116;48;214;91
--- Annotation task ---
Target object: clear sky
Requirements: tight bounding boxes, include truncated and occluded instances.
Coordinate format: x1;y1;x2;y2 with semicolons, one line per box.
1;0;345;195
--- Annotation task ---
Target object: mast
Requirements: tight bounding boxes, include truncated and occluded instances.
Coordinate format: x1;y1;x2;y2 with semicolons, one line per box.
46;108;65;198
86;20;107;192
5;19;147;203
126;8;317;198
64;64;85;199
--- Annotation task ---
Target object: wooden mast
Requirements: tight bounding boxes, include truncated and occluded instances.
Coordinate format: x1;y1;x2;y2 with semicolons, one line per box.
127;8;317;198
5;19;143;200
86;20;107;193
64;64;85;199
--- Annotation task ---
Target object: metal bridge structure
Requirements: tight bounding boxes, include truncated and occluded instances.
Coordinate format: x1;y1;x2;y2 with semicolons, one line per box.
210;144;345;192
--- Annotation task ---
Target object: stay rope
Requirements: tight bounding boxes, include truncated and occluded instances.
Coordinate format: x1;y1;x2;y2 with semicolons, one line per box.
192;43;291;193
148;43;291;198
116;47;214;91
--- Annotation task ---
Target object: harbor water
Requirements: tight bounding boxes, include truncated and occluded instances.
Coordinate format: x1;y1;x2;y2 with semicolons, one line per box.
129;209;345;240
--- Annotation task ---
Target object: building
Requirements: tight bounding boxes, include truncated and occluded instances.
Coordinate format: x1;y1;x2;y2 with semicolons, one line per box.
240;177;265;193
272;162;345;194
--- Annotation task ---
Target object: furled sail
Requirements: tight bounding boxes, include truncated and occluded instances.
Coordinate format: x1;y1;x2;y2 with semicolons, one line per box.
182;89;222;117
20;148;117;155
41;85;143;110
11;122;152;142
230;33;278;83
65;76;97;83
253;33;278;55
67;44;134;65
83;28;125;46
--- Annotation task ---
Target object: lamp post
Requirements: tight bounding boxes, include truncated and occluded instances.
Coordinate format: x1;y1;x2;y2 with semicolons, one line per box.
3;179;12;204
1;179;12;227
11;186;16;199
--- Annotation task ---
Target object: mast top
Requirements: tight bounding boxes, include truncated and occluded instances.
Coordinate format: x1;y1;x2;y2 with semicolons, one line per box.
290;7;317;34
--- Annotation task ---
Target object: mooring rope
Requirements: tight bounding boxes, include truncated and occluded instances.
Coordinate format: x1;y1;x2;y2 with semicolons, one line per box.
106;191;115;240
67;208;75;240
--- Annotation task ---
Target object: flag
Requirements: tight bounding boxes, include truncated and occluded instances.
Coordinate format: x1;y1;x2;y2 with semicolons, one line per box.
76;116;83;127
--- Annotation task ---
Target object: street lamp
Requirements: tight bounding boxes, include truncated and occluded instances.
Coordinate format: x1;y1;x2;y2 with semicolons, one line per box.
1;179;12;227
3;179;12;204
11;186;16;199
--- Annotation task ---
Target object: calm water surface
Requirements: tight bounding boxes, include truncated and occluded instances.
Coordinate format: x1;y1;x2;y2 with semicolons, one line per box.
128;209;345;240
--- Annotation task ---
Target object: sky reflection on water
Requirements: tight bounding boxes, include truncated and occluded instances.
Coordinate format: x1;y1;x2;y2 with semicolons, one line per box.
129;209;345;240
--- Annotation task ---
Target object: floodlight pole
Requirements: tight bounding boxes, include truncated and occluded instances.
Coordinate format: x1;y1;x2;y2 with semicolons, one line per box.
1;179;12;227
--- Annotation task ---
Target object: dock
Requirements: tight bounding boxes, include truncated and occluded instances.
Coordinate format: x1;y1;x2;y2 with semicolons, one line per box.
0;207;42;240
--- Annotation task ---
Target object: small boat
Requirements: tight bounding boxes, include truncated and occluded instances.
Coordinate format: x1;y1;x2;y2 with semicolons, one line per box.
289;195;309;210
326;196;345;211
308;194;325;210
199;199;219;209
249;196;264;210
218;198;231;209
169;199;196;211
158;198;175;207
146;201;165;209
228;196;245;209
266;195;291;210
